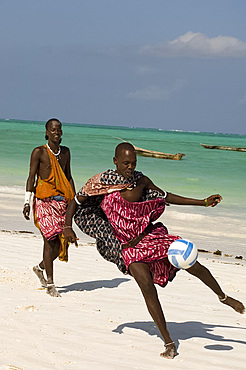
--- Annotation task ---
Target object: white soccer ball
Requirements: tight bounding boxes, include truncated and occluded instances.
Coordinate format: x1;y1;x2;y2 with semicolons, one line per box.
168;239;198;269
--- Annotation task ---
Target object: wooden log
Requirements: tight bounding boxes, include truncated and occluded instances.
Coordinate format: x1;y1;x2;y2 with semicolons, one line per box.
200;143;246;152
134;146;185;160
114;137;185;160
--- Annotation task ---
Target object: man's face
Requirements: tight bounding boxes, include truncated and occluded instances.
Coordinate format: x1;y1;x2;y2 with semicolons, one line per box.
46;120;62;143
113;149;137;178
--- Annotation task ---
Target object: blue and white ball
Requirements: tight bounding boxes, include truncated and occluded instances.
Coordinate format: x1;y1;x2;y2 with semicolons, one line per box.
168;239;198;269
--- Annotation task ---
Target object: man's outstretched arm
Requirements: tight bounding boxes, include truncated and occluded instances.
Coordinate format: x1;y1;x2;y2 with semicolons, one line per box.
166;193;222;207
144;176;222;207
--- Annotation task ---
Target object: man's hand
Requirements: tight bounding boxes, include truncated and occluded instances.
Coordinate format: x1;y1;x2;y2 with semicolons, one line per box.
23;204;30;220
64;227;79;247
205;194;222;207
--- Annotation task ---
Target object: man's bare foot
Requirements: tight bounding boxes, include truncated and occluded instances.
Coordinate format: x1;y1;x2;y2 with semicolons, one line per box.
46;284;61;297
33;265;47;287
220;296;245;314
160;342;177;359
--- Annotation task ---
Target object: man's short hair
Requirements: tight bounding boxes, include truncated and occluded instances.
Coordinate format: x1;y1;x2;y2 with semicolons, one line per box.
115;142;135;157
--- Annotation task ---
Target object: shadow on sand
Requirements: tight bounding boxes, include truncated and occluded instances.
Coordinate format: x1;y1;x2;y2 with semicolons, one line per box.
112;320;246;350
58;277;131;293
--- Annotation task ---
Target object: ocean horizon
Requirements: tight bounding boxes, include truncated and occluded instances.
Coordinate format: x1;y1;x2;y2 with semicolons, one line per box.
2;117;246;136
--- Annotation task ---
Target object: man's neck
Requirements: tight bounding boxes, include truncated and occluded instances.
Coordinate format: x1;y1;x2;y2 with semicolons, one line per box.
47;141;60;152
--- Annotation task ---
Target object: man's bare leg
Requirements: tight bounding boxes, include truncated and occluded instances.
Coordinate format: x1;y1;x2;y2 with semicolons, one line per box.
33;264;47;287
187;261;245;314
129;262;177;359
42;236;61;297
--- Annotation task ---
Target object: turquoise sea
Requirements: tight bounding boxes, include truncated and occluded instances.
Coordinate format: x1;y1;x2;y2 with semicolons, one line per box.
1;118;246;211
0;118;245;256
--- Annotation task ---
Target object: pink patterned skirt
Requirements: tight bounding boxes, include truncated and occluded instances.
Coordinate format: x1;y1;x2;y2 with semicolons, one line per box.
35;196;67;240
101;191;180;286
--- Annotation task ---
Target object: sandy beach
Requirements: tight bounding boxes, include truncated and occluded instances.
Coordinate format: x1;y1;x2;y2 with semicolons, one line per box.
0;189;245;369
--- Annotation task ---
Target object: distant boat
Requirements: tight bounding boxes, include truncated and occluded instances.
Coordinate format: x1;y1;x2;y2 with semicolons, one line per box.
200;143;246;152
133;145;185;160
115;137;185;160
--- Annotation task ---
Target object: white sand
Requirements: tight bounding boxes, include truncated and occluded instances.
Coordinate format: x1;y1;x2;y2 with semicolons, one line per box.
0;190;245;369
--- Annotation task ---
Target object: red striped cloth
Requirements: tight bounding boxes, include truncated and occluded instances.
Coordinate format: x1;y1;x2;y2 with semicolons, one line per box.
35;197;67;240
101;191;180;287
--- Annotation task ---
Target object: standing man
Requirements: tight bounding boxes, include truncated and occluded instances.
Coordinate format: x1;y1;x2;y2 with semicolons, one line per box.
64;142;244;358
23;118;75;297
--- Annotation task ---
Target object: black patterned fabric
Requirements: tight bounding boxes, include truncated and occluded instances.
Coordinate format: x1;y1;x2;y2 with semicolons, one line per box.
74;169;166;274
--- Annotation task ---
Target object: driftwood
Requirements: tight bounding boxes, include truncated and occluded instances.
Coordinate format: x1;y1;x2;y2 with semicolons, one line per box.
133;146;185;160
200;143;246;152
114;137;185;160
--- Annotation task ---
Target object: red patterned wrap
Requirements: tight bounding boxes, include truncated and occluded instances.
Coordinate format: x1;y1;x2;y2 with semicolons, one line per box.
35;197;67;240
101;191;180;287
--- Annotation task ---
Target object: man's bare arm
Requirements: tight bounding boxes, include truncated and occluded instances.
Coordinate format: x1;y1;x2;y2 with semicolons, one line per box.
143;176;167;195
69;178;76;195
23;147;42;220
166;193;222;207
64;194;87;246
144;176;222;207
63;148;76;194
26;147;42;192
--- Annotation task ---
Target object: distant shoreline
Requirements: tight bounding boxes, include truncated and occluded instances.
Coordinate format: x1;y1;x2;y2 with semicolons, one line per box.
1;118;246;136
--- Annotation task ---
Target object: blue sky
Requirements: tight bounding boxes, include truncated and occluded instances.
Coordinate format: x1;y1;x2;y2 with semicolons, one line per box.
1;0;246;134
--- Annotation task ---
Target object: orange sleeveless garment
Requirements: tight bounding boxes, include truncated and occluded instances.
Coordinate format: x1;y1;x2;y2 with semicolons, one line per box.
34;145;74;261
